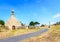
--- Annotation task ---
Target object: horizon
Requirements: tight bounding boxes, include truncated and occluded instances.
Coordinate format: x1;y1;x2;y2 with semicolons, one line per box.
0;0;60;25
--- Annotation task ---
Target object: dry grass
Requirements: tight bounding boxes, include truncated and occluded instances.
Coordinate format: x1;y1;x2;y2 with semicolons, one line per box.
20;25;60;42
0;28;40;39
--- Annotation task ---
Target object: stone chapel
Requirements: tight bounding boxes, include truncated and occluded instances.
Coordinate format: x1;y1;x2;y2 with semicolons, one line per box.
5;10;22;30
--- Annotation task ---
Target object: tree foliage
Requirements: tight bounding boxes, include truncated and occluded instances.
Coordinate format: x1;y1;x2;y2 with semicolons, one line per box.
56;22;60;25
29;21;40;26
0;20;5;25
29;21;35;26
34;22;40;25
53;22;60;25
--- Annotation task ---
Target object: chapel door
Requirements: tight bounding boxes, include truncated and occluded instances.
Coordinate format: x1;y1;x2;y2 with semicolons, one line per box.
12;25;15;30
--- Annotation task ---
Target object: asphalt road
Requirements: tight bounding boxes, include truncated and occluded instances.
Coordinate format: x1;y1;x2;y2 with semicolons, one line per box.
0;28;49;42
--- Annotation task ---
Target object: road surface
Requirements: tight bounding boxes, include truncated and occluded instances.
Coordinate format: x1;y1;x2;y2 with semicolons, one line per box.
0;28;49;42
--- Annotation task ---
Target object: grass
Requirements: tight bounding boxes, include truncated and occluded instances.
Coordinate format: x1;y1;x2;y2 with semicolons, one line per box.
20;25;60;42
0;28;41;39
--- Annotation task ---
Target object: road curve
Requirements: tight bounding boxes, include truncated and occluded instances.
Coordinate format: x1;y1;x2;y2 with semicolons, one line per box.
0;28;49;42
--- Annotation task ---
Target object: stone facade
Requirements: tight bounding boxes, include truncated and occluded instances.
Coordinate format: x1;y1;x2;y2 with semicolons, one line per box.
5;10;22;30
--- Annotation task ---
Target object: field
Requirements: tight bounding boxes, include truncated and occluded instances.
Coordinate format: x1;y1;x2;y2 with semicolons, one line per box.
0;25;60;42
20;25;60;42
0;28;40;39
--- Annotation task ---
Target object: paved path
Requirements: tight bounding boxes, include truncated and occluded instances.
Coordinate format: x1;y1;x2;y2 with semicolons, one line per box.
0;28;49;42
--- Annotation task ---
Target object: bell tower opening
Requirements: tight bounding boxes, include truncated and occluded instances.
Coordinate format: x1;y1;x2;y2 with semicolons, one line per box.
11;10;14;15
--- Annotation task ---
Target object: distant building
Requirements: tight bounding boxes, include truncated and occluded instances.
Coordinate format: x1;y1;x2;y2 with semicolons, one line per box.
5;10;22;30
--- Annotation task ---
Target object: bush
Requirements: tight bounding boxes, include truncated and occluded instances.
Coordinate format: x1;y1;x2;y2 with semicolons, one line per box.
41;24;45;27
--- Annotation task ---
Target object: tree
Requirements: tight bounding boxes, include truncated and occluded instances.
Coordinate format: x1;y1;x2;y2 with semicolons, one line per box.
29;21;40;26
56;22;60;25
53;22;60;25
29;21;35;26
0;20;5;25
34;22;40;26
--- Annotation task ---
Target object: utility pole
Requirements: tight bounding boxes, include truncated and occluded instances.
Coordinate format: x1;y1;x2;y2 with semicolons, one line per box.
48;21;50;28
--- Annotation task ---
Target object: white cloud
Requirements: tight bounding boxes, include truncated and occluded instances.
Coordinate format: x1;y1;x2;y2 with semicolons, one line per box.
53;14;60;18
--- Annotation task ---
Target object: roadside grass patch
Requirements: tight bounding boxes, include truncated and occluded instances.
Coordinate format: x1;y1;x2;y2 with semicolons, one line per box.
20;25;60;42
0;28;41;39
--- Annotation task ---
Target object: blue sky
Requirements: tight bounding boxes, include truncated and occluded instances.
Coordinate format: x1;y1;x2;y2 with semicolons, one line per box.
0;0;60;25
